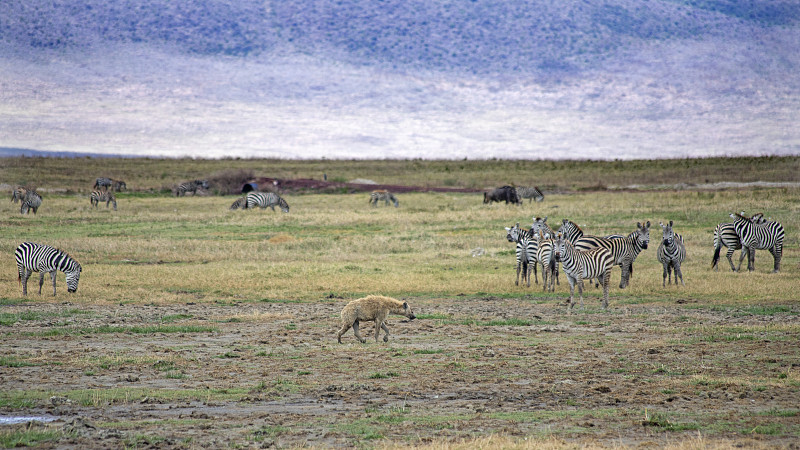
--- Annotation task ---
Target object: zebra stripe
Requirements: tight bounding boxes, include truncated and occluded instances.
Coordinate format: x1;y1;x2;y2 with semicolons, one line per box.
369;190;399;207
11;187;27;203
245;192;290;212
656;221;686;286
517;186;544;203
533;231;558;292
505;223;538;287
90;190;117;210
730;212;785;273
15;242;82;296
20;190;42;215
553;232;614;310
94;177;112;190
176;180;209;197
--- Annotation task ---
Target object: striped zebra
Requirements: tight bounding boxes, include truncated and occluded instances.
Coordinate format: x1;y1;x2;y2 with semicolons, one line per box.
730;212;785;273
533;231;557;292
90;190;117;210
15;242;82;296
19;190;42;215
553;232;614;310
711;213;764;272
559;219;650;289
530;216;560;287
369;190;399;207
517;186;544;203
176;180;209;197
245;192;290;212
229;197;247;210
656;221;686;286
505;223;537;287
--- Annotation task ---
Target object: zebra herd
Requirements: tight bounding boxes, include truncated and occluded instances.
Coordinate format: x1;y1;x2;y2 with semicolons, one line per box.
504;211;785;310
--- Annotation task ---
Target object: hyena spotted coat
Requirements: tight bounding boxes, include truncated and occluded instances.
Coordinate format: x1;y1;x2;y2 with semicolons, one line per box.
337;295;416;343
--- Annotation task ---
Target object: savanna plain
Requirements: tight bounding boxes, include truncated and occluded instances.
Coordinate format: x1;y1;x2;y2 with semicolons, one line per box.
1;157;799;449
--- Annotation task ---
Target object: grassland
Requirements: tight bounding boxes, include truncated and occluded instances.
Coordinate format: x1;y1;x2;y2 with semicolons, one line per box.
1;157;799;448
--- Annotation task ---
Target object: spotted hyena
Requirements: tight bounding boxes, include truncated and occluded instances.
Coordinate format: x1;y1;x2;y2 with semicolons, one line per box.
336;295;416;343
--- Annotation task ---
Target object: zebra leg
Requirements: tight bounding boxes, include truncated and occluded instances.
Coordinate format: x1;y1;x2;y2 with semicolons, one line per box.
38;271;46;295
661;262;668;287
619;262;631;289
769;246;781;273
336;322;352;343
531;260;537;286
576;278;585;310
380;322;391;342
674;262;685;287
566;275;576;310
50;271;58;296
352;320;366;343
515;261;521;286
731;247;741;272
601;270;611;309
747;245;756;272
21;269;31;296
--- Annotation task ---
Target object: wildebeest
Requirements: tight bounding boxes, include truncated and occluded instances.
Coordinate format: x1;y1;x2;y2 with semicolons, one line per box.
483;186;520;205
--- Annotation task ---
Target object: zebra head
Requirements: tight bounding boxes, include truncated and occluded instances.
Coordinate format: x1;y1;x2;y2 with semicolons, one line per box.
659;221;675;247
390;194;399;208
552;232;566;262
198;180;210;189
531;216;549;234
635;221;651;249
505;223;521;243
66;265;82;293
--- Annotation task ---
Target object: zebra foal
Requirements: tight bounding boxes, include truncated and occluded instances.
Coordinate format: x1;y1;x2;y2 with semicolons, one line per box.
176;180;209;197
730;212;785;273
245;192;290;212
656;221;686;287
90;190;117;210
15;242;82;296
553;232;614;310
369;190;399;207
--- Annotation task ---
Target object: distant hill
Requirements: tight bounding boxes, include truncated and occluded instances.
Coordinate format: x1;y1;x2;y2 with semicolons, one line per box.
2;0;798;76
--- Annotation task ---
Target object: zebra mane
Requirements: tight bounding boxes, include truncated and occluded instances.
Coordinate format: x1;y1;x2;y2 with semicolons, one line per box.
562;219;582;234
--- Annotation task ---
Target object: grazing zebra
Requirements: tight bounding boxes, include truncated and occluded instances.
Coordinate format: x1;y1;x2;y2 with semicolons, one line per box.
19;190;42;215
176;180;209;197
559;219;650;289
711;213;764;272
229;197;247;210
15;242;82;296
505;223;537;287
245;192;290;212
730;212;785;273
90;190;117;210
656;221;686;286
517;186;544;203
112;180;127;192
369;190;399;207
553;232;614;310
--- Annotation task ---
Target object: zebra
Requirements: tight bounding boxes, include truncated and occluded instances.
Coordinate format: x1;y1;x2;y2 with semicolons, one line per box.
112;180;127;192
730;212;785;273
245;192;290;212
90;190;117;210
530;216;560;287
369;190;399;207
20;190;42;215
711;213;764;272
176;180;209;197
552;232;614;310
533;231;557;292
229;197;247;210
656;221;686;287
559;219;650;289
517;186;544;203
505;223;538;287
94;177;112;190
15;242;82;296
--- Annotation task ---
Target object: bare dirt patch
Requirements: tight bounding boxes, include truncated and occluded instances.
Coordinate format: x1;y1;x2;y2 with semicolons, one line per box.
1;297;799;448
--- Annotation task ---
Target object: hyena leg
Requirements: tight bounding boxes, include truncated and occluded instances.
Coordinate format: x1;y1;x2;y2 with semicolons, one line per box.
380;322;391;342
374;314;388;342
337;322;352;343
352;320;366;343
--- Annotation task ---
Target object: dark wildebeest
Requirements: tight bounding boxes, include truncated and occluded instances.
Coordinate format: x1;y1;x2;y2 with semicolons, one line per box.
483;186;520;205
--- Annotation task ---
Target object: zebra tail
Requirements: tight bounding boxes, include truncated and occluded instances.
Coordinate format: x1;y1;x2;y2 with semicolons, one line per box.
712;244;722;268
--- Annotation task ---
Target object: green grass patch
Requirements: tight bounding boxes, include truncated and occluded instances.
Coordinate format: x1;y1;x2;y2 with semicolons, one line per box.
28;325;217;337
0;429;64;448
369;372;400;379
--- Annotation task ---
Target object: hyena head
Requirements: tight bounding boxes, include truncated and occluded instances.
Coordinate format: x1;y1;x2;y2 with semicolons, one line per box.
402;302;416;321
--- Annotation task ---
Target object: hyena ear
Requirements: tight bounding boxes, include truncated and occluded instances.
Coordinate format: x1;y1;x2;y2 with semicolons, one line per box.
403;302;408;309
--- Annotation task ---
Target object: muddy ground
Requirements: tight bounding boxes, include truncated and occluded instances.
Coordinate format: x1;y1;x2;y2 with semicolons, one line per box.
2;296;799;448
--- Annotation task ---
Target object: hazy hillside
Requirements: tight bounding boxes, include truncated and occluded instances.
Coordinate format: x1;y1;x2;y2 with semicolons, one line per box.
1;0;798;158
